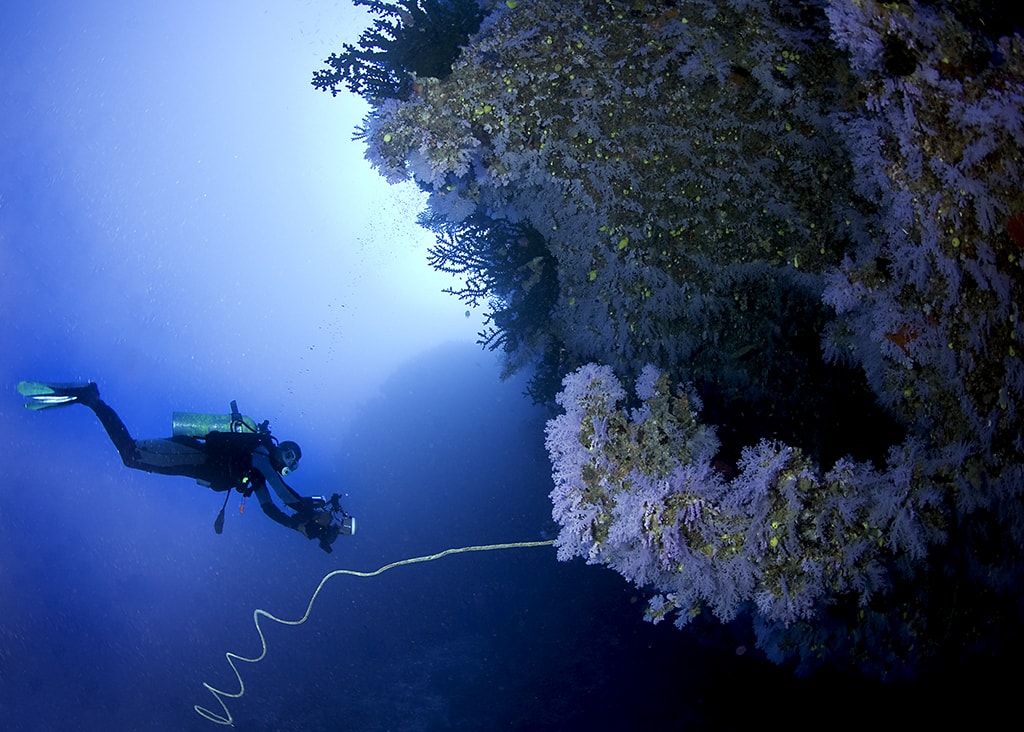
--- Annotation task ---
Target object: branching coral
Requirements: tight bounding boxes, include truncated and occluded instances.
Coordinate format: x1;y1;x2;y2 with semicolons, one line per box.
421;211;559;359
312;0;485;102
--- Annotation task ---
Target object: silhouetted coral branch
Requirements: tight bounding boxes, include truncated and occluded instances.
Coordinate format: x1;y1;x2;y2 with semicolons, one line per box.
312;0;484;102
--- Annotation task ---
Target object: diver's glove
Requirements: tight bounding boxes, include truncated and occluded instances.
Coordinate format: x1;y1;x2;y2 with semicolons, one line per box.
297;510;340;553
317;523;340;553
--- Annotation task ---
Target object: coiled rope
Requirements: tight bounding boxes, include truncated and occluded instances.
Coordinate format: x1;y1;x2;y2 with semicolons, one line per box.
194;540;555;726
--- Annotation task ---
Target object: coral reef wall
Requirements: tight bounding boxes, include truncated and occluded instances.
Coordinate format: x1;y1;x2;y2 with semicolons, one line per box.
347;0;1024;674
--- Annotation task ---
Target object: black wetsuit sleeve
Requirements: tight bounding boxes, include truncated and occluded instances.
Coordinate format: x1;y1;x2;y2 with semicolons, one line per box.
251;451;304;509
251;482;301;529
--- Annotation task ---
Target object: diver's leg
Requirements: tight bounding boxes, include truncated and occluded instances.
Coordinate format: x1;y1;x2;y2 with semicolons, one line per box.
86;404;210;477
133;438;208;475
19;381;213;477
80;396;146;467
56;388;156;469
18;381;143;467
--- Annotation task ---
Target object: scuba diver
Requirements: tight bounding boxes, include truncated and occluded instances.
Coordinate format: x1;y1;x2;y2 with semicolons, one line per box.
17;381;355;553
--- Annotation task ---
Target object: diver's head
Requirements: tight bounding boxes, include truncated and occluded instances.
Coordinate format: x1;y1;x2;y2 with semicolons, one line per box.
275;441;302;476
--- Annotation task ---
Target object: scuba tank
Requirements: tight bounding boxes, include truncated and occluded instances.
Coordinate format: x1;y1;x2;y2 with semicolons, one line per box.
172;400;259;437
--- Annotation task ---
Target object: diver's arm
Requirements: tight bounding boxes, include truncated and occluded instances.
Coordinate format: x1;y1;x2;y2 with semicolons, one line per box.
251;481;338;552
251;450;304;509
251;482;301;529
249;448;349;552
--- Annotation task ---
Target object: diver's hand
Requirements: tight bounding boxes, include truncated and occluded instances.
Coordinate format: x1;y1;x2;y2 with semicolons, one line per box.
297;510;341;552
317;523;340;553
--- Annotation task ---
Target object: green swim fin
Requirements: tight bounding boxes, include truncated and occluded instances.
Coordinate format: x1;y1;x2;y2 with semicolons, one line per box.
17;381;97;410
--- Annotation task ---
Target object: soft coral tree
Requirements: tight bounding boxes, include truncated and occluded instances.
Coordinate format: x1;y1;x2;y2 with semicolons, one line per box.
312;0;485;103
